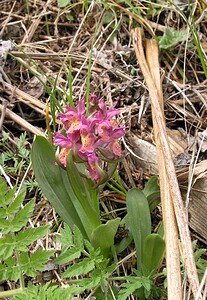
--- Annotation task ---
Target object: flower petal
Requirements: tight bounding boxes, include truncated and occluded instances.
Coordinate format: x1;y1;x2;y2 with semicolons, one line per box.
54;133;73;148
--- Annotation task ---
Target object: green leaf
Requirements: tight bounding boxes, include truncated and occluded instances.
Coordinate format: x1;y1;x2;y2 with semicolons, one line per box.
0;177;7;200
126;188;151;271
66;152;100;229
13;282;73;300
16;225;50;248
3;186;17;206
74;225;84;250
57;0;71;8
0;235;14;259
118;279;142;300
143;234;165;276
159;28;188;50
143;176;160;212
26;249;55;276
55;225;84;264
54;247;82;265
9;199;35;233
0;257;20;281
31;136;90;239
1;199;35;234
7;190;26;216
90;218;120;256
63;258;95;278
56;223;73;252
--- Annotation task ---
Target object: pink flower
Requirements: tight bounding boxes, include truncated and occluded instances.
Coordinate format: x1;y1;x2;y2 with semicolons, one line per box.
87;153;101;180
108;139;122;157
59;98;86;134
79;124;96;154
54;95;125;181
96;120;112;142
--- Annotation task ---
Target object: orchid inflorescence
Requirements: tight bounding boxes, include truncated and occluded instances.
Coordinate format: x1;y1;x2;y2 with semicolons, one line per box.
54;95;125;181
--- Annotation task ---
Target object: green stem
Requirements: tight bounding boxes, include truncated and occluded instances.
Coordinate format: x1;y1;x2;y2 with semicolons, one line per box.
106;182;126;196
0;288;26;297
15;250;25;290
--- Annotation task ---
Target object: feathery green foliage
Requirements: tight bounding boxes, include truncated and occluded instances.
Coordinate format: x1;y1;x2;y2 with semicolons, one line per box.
0;177;54;283
13;282;73;300
54;223;116;295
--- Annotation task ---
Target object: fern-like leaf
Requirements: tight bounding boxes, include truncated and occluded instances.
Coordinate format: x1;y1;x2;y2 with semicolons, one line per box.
56;223;73;252
0;234;15;259
118;279;142;300
9;199;35;233
7;190;26;216
3;186;17;206
54;247;82;264
0;257;20;281
63;257;95;278
73;225;84;249
55;225;84;264
0;177;7;199
29;249;55;273
16;225;50;249
0;176;54;283
13;282;73;300
54;223;115;296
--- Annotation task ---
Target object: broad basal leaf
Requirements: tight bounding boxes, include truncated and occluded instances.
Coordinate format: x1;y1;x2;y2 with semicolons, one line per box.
31;136;91;239
143;233;165;276
90;218;121;256
143;176;160;212
126;188;151;271
66;153;100;229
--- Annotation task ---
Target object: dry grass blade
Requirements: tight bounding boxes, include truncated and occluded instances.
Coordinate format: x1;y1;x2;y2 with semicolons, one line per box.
132;27;201;299
145;39;182;299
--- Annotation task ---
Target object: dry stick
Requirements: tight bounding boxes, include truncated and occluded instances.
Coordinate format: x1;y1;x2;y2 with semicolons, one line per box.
132;28;201;299
0;104;44;136
2;82;46;110
145;39;182;299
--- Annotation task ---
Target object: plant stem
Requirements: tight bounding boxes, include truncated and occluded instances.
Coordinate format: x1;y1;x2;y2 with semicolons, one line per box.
15;250;25;290
0;288;26;297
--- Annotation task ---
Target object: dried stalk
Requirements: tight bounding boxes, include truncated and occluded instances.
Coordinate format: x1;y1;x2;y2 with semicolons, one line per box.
145;38;182;299
132;27;201;299
0;104;44;136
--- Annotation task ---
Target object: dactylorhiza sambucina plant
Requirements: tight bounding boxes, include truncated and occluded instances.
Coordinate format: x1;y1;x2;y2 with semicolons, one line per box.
31;95;125;256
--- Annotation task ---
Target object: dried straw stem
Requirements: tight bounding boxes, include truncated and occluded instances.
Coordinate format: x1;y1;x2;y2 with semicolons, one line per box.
132;27;201;299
